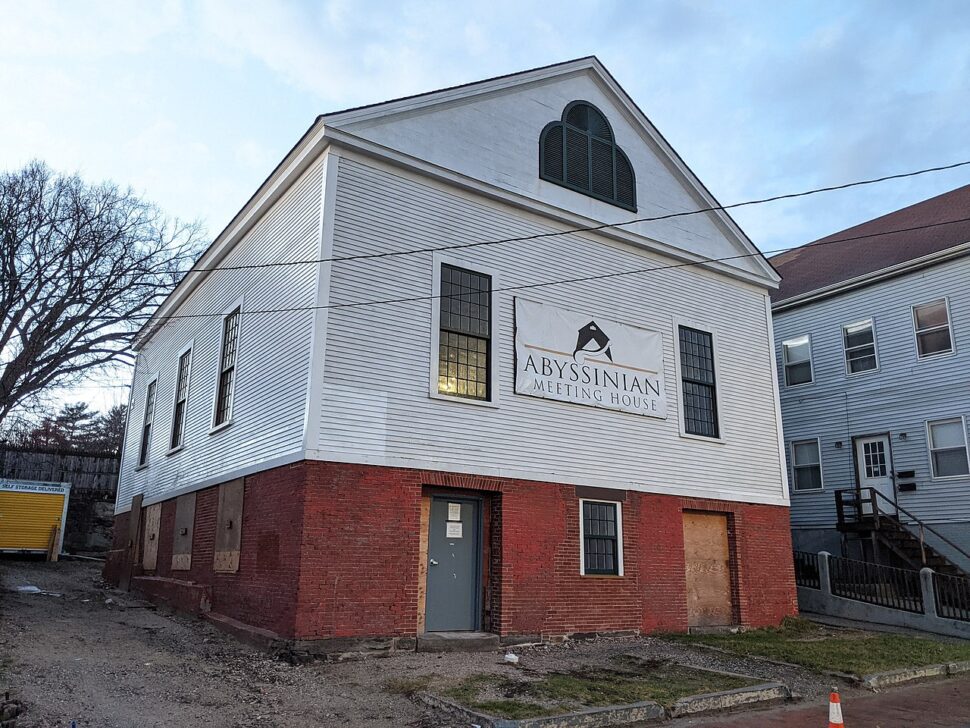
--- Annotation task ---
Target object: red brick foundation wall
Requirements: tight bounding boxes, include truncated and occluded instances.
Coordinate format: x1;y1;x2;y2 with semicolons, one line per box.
105;460;798;643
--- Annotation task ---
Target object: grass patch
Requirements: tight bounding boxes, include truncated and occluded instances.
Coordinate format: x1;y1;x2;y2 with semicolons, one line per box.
664;617;970;676
431;658;757;718
384;675;434;696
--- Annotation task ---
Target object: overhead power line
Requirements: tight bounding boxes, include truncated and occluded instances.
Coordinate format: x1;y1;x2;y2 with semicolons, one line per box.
114;214;970;323
188;158;970;273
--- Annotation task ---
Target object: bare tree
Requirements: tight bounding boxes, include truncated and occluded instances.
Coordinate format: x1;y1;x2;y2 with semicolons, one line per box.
0;161;202;425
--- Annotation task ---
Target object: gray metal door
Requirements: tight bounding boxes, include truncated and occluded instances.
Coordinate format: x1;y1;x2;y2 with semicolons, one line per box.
425;497;480;632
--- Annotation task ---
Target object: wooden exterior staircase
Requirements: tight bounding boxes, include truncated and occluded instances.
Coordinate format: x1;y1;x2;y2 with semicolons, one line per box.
835;487;970;579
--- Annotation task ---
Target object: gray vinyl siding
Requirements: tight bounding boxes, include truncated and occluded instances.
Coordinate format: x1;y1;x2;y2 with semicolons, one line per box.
115;159;324;511
314;155;788;506
775;255;970;528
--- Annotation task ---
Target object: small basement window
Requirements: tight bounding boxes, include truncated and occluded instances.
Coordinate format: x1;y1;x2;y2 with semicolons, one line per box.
843;320;877;374
580;500;623;575
927;418;970;478
791;439;823;492
782;335;813;386
913;299;953;358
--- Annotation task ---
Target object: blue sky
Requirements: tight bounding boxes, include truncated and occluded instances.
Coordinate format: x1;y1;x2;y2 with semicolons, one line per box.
3;0;970;411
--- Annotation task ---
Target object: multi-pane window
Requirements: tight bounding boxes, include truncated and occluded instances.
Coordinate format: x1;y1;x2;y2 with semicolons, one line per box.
138;380;157;467
170;348;191;450
791;439;823;491
582;500;620;575
437;264;491;401
843;320;877;374
678;326;719;438
913;299;953;358
782;335;813;386
861;440;888;478
214;308;240;426
927;418;970;478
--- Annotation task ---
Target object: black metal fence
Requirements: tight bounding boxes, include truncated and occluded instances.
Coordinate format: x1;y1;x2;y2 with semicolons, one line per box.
935;572;970;622
828;555;923;613
793;550;820;589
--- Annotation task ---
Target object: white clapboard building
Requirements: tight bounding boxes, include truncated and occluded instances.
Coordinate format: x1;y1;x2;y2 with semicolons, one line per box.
108;58;796;651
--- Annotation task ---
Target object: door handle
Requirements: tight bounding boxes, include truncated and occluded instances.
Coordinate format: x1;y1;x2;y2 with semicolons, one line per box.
429;558;439;566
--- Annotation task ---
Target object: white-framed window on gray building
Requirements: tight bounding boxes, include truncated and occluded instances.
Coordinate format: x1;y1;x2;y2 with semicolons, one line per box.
579;499;623;576
213;306;241;428
913;299;953;359
169;347;192;451
436;263;492;401
677;325;720;438
843;319;878;375
791;438;823;492
782;335;813;386
926;417;970;479
138;378;157;468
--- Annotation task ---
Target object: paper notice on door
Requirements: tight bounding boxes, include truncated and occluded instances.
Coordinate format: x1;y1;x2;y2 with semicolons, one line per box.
447;503;461;521
446;522;463;539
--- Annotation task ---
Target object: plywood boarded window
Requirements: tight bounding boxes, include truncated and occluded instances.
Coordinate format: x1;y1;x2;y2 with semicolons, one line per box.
171;492;196;571
142;503;162;571
213;479;244;573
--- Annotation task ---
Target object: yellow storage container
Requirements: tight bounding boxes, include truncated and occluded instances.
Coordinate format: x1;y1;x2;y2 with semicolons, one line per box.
0;479;70;554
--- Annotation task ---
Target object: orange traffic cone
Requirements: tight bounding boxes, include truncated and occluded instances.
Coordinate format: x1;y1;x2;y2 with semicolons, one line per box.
828;687;844;727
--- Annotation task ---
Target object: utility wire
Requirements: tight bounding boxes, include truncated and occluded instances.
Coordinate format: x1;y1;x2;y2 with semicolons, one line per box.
187;158;970;273
112;214;970;323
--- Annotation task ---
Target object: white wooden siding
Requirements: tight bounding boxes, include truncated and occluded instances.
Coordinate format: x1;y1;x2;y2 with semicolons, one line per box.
115;159;325;512
311;155;788;506
335;69;768;280
775;256;970;527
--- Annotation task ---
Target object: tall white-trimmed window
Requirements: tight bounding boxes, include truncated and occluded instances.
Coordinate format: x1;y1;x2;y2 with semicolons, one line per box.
791;439;823;492
782;335;813;386
678;325;719;438
138;379;157;467
213;307;241;427
927;418;970;479
843;320;878;374
436;263;492;401
169;347;192;450
913;299;953;358
579;499;623;576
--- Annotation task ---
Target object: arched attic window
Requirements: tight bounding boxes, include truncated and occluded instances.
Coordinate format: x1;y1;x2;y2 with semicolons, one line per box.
540;101;636;211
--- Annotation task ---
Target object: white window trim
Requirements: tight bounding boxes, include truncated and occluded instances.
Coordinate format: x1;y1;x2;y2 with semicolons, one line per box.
925;416;970;481
167;340;195;455
782;334;815;388
136;374;159;470
428;252;500;408
790;437;824;493
842;318;879;377
912;297;956;361
210;296;245;434
671;316;725;443
578;498;624;576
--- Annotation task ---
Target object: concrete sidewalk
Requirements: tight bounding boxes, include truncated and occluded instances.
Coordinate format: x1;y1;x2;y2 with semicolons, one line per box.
686;674;970;727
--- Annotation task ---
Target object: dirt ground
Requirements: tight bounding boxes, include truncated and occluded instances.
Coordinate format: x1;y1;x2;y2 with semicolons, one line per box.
0;558;955;728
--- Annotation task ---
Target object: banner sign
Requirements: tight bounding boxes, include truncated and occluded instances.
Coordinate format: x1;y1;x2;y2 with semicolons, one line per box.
514;298;666;418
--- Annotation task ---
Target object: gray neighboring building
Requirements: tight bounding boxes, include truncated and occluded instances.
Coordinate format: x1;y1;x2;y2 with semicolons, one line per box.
771;185;970;573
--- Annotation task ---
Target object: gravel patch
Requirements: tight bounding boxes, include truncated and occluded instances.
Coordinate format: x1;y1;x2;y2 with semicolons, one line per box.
0;558;853;727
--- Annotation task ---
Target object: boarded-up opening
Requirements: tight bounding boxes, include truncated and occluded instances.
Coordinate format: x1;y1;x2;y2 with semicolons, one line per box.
119;494;143;591
171;493;196;571
682;511;735;628
213;479;244;573
142;503;162;571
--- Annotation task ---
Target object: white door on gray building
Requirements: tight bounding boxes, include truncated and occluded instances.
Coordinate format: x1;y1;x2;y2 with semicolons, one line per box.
855;435;895;512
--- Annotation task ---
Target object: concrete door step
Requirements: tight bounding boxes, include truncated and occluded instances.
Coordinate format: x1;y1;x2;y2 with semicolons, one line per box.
416;631;501;653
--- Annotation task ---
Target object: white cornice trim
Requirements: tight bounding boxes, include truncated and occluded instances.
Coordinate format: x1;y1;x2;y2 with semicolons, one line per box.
773;241;970;313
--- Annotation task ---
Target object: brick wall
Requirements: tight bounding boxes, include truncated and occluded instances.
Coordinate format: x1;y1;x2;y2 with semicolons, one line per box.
105;460;797;643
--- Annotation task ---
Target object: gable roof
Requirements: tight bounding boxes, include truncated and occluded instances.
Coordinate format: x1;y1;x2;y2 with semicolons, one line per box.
770;184;970;306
